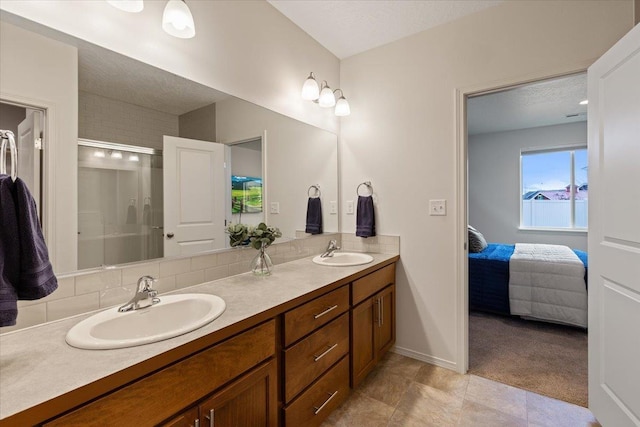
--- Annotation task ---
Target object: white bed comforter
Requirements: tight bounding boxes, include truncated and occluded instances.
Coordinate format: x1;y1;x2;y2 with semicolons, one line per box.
509;243;587;328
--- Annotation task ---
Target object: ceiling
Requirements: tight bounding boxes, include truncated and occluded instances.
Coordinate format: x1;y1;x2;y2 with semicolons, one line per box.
467;73;588;136
267;0;503;59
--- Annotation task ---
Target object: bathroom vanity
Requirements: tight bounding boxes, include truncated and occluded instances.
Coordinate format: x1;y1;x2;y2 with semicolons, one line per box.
0;253;398;427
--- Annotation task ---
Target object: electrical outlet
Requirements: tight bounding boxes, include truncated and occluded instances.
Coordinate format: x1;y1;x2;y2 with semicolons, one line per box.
429;199;446;216
346;200;354;215
270;202;280;214
330;201;338;214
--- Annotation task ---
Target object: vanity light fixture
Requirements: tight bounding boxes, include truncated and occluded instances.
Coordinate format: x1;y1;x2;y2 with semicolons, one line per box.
129;154;140;162
93;150;106;158
162;0;196;39
106;0;144;13
301;72;350;116
110;151;123;159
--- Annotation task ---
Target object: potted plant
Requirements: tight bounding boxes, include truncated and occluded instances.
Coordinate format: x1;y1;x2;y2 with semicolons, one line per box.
247;223;282;275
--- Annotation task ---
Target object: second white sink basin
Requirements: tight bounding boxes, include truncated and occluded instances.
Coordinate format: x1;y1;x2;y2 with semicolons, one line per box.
312;252;374;267
66;294;226;350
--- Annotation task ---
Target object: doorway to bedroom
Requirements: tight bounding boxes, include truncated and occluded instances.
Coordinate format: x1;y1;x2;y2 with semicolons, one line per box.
465;72;589;407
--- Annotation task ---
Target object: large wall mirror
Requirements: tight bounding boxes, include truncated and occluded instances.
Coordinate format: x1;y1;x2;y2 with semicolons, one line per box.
0;13;338;274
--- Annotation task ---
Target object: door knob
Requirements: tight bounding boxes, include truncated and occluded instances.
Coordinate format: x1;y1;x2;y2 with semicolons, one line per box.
166;232;174;239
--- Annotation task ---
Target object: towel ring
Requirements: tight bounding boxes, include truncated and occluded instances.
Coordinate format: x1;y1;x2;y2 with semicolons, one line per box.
0;130;18;181
357;181;372;196
308;184;321;198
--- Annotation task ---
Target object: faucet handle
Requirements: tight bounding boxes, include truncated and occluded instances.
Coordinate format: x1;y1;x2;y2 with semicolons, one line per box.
137;275;157;292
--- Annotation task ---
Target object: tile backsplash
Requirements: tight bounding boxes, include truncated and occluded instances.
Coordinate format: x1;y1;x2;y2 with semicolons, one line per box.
1;233;399;334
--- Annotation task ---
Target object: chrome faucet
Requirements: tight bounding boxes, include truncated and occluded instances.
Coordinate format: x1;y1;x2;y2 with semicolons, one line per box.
118;275;160;312
320;239;341;258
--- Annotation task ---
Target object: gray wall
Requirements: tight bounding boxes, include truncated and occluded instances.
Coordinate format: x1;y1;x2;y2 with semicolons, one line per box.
468;122;588;251
179;103;216;142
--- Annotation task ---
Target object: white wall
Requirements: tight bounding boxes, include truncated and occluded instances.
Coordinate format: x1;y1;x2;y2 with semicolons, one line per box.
339;1;632;369
469;122;588;251
0;21;78;273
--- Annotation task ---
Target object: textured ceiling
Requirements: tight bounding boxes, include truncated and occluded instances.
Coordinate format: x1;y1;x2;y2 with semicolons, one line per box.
467;74;588;136
78;41;229;116
267;0;503;59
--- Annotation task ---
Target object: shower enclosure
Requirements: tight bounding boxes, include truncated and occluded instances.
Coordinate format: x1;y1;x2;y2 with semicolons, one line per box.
77;140;163;269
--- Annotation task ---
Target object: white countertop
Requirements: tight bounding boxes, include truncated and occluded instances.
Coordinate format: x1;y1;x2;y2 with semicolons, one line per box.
0;253;397;421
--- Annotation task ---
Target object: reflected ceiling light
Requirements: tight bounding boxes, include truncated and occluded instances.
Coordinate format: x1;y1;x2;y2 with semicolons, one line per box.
579;99;588;105
110;151;123;159
106;0;144;13
301;72;350;116
94;150;106;158
129;154;140;162
162;0;196;39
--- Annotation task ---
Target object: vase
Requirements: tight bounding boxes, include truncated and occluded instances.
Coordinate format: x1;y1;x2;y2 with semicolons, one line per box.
250;243;273;276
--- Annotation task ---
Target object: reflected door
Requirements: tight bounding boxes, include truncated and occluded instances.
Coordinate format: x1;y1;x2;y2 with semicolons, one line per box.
163;136;226;257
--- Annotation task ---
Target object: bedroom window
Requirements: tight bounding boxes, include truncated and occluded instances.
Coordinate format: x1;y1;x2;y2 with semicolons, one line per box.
521;147;587;230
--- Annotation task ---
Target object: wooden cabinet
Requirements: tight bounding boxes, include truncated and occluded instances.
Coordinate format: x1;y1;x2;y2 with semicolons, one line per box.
351;264;396;388
45;321;276;427
161;406;199;427
281;285;350;426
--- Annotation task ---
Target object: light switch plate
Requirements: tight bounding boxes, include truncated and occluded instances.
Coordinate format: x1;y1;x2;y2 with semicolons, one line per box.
330;201;337;214
429;199;446;216
346;200;354;215
270;202;280;214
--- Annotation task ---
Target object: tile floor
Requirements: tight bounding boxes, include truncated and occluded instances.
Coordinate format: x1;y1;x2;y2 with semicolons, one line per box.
321;352;601;427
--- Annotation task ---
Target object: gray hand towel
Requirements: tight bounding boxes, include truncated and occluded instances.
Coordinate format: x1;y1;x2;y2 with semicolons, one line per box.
356;195;376;238
305;197;323;235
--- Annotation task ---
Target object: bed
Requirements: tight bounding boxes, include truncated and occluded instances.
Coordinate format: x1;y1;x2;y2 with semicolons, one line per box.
469;243;588;328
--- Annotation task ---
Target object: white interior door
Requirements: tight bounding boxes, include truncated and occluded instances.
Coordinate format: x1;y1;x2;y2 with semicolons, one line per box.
17;109;42;206
163;136;226;257
588;24;640;427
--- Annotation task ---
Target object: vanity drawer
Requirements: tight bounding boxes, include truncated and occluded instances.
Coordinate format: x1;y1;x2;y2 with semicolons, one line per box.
283;313;349;403
284;356;350;427
352;263;395;306
284;285;349;346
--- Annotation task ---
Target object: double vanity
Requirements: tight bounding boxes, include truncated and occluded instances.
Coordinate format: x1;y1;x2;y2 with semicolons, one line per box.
0;252;398;426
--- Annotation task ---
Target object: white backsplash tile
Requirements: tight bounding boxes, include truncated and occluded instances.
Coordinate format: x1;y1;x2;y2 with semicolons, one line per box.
75;270;121;295
176;270;205;289
47;293;100;321
0;303;47;333
122;262;160;285
159;258;191;278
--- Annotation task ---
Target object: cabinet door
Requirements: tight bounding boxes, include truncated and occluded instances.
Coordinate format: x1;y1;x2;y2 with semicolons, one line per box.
351;297;376;388
159;406;199;427
199;359;278;427
375;285;395;356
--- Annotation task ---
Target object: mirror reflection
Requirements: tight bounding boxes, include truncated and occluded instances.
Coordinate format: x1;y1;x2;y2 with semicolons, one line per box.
0;16;338;274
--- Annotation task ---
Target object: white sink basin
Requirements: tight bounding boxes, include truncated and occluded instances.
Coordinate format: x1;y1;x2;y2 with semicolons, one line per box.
66;294;226;350
312;252;374;267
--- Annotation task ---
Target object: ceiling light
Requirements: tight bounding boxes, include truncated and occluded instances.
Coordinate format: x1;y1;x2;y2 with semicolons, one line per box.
162;0;196;39
301;72;320;101
129;154;140;162
94;150;106;158
318;81;336;108
579;100;588;105
111;151;123;159
334;90;351;117
106;0;144;13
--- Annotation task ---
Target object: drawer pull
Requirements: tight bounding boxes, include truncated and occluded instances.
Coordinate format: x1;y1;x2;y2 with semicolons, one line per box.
313;343;338;362
204;409;214;427
314;304;339;319
314;390;339;415
380;295;384;326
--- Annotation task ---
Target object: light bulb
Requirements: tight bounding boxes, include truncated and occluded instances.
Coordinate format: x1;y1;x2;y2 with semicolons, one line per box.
318;82;336;108
106;0;144;13
162;0;196;39
111;151;123;159
335;96;351;116
579;100;588;105
129;154;140;162
301;73;320;100
94;150;106;158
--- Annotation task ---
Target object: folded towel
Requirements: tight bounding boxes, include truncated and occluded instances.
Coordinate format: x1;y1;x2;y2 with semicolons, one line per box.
0;175;57;326
126;204;137;224
305;197;323;235
356;195;376;238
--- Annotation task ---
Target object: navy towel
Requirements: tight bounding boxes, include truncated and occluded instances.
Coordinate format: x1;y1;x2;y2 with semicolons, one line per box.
305;197;323;235
356;195;376;238
0;175;57;326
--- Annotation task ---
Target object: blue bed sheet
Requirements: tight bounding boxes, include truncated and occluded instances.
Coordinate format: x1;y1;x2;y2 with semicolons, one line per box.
469;243;588;315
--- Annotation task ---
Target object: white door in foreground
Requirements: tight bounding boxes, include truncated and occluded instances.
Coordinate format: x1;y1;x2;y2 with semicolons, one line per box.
588;24;640;427
163;136;226;257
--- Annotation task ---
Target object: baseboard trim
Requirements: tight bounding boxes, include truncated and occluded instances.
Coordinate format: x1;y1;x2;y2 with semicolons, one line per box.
391;346;458;372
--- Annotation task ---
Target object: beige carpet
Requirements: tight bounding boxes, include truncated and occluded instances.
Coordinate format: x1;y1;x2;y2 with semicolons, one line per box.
469;311;588;407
